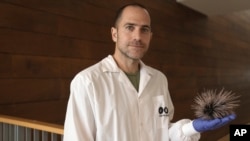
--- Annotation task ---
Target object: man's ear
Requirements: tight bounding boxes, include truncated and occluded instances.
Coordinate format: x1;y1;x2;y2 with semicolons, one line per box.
111;27;117;42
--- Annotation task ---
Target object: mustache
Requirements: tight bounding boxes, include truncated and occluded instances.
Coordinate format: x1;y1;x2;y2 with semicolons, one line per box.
128;41;144;46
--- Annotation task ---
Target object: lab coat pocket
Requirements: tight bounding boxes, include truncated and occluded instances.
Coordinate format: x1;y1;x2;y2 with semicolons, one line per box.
153;95;169;129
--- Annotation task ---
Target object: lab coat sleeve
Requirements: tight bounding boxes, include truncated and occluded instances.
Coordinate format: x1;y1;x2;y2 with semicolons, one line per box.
169;119;201;141
63;74;96;141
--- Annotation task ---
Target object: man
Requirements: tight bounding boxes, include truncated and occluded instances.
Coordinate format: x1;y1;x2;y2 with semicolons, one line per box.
63;3;235;141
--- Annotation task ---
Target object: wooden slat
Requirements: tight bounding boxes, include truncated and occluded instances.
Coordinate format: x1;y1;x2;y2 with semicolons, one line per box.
57;16;111;42
0;79;62;103
0;100;68;125
0;53;11;76
1;0;114;25
0;28;113;59
0;2;57;34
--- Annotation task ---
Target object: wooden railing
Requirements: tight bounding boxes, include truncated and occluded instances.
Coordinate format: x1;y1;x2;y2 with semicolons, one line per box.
0;115;63;141
0;114;238;141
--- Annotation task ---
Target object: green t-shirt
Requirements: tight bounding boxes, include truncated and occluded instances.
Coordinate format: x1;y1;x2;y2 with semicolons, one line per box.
125;72;140;92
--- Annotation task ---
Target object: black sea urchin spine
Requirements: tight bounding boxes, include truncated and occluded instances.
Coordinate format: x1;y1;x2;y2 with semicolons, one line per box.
192;88;240;120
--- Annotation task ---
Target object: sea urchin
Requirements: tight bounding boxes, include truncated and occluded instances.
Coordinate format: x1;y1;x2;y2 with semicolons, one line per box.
192;88;240;120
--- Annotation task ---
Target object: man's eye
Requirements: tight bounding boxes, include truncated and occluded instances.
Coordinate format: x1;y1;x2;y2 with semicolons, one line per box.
141;28;150;33
126;26;134;31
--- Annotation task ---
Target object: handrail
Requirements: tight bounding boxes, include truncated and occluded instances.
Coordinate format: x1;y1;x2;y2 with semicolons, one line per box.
0;114;64;141
0;114;63;135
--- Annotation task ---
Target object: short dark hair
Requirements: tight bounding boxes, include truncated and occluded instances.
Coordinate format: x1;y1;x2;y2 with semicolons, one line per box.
113;3;148;27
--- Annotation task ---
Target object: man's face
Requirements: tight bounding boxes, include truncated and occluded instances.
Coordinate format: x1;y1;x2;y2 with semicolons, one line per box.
111;6;152;60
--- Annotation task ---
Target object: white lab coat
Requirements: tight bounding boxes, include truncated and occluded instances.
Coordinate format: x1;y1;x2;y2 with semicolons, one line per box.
63;55;200;141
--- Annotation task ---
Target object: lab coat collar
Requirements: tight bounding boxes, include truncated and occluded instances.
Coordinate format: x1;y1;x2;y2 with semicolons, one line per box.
100;55;120;73
101;55;153;96
101;55;153;75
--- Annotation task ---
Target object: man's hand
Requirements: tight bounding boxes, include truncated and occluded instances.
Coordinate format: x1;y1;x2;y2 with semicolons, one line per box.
193;114;236;132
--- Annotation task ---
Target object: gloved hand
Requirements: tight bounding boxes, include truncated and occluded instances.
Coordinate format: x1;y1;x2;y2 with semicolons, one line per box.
192;114;236;132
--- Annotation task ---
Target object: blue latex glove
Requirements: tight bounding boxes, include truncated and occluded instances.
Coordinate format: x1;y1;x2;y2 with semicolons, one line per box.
193;114;236;132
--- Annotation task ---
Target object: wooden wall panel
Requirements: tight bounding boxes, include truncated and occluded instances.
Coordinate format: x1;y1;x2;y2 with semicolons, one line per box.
0;2;58;34
0;28;113;59
1;0;250;140
0;100;67;124
57;17;111;42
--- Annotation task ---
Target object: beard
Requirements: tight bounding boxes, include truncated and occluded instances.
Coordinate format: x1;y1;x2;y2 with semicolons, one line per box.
118;40;148;60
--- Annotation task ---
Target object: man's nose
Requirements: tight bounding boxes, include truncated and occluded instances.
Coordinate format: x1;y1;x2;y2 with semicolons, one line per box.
132;29;142;41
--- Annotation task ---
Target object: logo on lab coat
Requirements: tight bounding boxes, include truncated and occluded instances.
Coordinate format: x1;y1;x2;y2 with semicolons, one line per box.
158;106;168;117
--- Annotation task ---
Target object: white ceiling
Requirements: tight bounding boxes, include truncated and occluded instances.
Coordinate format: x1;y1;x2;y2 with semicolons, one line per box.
176;0;250;16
